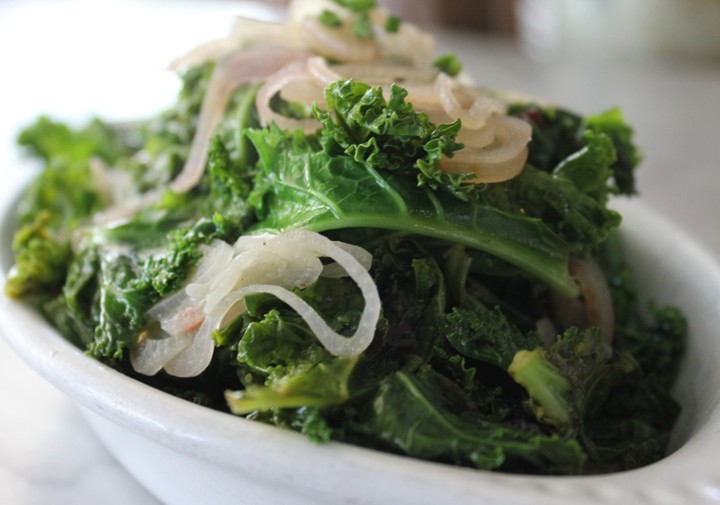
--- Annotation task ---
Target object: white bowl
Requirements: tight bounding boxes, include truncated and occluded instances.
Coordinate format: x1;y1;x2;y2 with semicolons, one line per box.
2;181;720;505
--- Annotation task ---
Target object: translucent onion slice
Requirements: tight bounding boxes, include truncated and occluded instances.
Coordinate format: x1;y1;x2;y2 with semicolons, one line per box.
169;37;239;72
371;7;435;65
331;63;437;86
288;0;339;24
300;16;378;63
457;124;495;150
170;47;310;195
228;243;324;293
440;116;531;183
162;315;217;378
256;59;322;132
449;116;531;164
308;56;439;106
170;16;308;72
133;230;379;377
570;256;615;344
130;331;193;376
280;79;326;108
185;240;237;309
145;241;233;337
441;147;528;184
307;55;342;85
203;231;380;358
230;16;305;50
435;73;506;129
321;241;373;278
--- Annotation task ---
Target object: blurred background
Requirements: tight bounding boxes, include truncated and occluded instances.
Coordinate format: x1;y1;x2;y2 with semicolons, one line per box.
266;0;720;59
0;1;719;504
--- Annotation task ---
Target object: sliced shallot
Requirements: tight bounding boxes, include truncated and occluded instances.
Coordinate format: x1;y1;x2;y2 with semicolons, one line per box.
130;331;193;376
256;59;322;132
440;116;531;183
552;256;615;344
133;230;379;377
169;47;310;195
299;16;378;63
570;256;615;344
435;73;506;130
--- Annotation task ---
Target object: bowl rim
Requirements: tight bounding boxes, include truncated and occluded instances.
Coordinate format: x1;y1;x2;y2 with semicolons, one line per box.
2;181;720;505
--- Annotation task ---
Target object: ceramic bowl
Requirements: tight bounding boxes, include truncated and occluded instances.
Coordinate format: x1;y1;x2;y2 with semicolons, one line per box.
2;181;720;505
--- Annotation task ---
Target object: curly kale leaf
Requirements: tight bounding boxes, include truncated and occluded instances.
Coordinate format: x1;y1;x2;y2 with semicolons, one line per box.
481;126;623;253
88;253;154;359
4;211;71;299
9;115;128;299
482;163;622;254
510;104;640;195
314;79;468;194
42;213;240;360
15;116;132;230
219;274;369;415
226;354;360;414
441;306;542;369
476;105;641;253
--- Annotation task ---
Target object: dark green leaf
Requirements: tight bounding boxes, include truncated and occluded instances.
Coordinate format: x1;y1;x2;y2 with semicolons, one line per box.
247;124;578;296
359;366;586;473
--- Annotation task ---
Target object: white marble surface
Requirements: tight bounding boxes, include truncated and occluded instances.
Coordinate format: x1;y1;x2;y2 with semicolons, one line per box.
0;1;719;504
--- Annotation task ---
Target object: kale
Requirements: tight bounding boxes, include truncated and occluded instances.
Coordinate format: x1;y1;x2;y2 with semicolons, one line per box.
128;63;214;190
432;53;463;77
332;0;376;13
442;306;541;369
481;120;626;254
246;123;577;296
356;366;587;474
6;53;685;476
331;0;377;39
6;116;134;300
314;79;464;190
4;212;71;299
384;14;401;33
24;77;260;360
89;253;154;359
318;9;343;27
15;116;131;231
509;104;640;195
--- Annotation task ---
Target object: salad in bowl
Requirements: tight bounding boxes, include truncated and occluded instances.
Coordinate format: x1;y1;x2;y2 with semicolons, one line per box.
3;0;686;477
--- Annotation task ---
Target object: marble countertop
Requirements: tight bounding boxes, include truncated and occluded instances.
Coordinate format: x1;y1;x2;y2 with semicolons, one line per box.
1;1;719;504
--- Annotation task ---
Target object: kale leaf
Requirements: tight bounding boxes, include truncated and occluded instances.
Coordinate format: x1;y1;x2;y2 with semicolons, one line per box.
4;212;71;299
315;79;463;191
247;124;577;296
357;365;586;474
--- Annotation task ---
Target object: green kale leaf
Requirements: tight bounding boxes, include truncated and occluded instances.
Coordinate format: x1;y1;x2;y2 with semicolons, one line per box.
4;211;71;299
358;365;587;474
314;79;465;191
441;306;541;369
246;124;578;296
508;327;636;437
432;53;463;77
